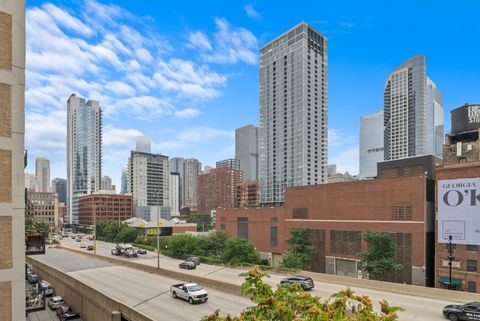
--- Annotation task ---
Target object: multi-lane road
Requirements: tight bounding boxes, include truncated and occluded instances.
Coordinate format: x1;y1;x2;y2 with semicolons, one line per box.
49;237;458;320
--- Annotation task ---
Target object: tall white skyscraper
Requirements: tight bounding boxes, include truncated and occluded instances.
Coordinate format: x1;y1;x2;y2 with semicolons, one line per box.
259;22;328;205
359;110;384;179
67;94;102;224
383;55;443;160
136;135;151;153
0;1;26;319
235;125;258;181
169;172;180;215
35;157;50;192
183;158;201;208
169;157;184;208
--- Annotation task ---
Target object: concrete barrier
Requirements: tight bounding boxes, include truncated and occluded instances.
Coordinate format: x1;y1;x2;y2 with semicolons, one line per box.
26;256;155;321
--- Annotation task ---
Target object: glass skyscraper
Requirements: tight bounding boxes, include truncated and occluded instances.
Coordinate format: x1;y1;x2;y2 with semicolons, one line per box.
67;94;102;224
259;22;328;205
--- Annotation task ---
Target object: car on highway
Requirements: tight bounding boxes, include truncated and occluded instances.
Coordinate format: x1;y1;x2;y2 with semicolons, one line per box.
60;312;84;321
27;273;39;284
178;261;196;269
443;302;480;321
75;238;81;242
39;280;54;296
48;296;64;310
86;245;94;251
187;256;200;265
137;248;147;254
280;276;315;290
170;283;208;304
80;243;87;248
56;304;72;316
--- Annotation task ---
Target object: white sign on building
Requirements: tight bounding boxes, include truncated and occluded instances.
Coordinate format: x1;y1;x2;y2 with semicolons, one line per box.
438;178;480;244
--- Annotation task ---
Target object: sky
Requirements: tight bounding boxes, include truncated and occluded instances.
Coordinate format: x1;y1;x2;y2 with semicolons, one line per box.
24;0;480;189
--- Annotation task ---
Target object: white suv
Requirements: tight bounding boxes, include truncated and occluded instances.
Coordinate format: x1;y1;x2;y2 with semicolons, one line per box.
48;296;64;310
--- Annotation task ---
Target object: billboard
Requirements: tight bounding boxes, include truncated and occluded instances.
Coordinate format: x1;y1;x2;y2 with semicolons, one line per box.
438;178;480;244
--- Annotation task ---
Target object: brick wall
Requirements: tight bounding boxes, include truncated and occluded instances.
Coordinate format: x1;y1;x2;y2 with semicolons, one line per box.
0;149;12;202
0;11;12;70
0;216;12;269
0;83;11;137
0;282;11;321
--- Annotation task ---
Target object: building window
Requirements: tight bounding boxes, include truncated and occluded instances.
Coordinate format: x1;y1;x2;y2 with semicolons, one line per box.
467;260;477;272
468;281;477;293
467;245;478;252
271;216;278;223
238;222;248;240
458;157;467;163
391;204;412;220
271;226;278;247
292;208;308;219
220;224;225;231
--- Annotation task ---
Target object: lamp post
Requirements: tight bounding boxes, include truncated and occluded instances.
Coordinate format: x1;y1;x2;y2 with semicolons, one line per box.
157;205;160;270
448;235;454;290
93;196;97;255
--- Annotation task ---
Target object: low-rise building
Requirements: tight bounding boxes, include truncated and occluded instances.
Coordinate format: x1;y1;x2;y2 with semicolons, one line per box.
26;191;58;233
78;192;133;226
124;217;197;236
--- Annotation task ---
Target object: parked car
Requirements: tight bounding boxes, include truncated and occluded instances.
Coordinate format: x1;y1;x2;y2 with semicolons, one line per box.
56;304;72;316
179;261;196;269
187;256;201;265
60;312;83;321
280;276;315;290
48;296;64;310
79;243;87;248
27;273;39;284
170;283;208;304
39;280;54;296
443;302;480;321
86;245;94;251
137;248;147;254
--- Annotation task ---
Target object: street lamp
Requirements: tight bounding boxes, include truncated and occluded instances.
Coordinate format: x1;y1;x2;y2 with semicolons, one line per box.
448;235;454;290
157;205;160;270
93;196;97;255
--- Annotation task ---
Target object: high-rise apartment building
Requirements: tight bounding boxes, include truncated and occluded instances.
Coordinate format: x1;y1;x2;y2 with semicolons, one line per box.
120;165;128;194
359;110;384;179
101;175;112;190
384;55;443;161
128;143;170;220
0;1;26;319
197;167;243;213
183;158;201;208
169;172;180;215
216;158;240;170
35;157;50;192
235;124;258;181
259;22;328;205
67;94;102;224
51;178;67;203
170;157;184;208
25;173;38;192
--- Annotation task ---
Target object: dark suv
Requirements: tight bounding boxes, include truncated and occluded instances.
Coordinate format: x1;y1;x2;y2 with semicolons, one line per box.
187;257;200;265
280;276;315;290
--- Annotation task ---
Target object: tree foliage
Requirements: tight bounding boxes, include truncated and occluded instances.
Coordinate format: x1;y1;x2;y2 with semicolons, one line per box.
25;219;50;234
201;266;404;321
280;227;315;269
96;221;139;243
359;231;403;277
222;236;259;265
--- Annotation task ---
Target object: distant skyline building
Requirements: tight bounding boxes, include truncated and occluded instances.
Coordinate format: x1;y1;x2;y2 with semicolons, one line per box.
35;157;50;192
51;177;67;203
169;157;185;208
67;94;102;224
216;158;240;170
383;55;444;161
327;164;336;178
101;175;112;190
183;158;201;208
25;172;38;192
26;191;58;233
197;167;243;213
120;165;128;194
169;172;180;215
235;124;258;181
136;135;151;153
359;110;384;179
259;22;328;205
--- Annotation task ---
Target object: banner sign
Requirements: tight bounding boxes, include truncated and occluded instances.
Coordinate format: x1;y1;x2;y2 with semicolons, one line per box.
438;178;480;244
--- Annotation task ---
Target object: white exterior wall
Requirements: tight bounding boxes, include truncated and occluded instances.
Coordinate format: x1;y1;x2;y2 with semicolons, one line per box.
359;110;384;179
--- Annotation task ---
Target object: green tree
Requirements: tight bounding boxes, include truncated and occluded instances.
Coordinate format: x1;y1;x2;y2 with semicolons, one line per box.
222;236;259;265
116;226;139;243
359;231;403;278
197;231;227;258
162;234;202;259
280;227;315;269
201;266;403;321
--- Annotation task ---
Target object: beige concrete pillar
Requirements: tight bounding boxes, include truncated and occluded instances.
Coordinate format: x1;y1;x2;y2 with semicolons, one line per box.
112;310;121;321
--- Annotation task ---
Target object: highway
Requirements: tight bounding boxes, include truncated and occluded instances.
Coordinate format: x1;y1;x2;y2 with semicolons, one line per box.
58;237;456;320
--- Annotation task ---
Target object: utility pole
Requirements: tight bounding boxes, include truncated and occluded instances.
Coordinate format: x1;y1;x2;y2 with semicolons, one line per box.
93;196;97;255
448;235;454;290
157;191;160;270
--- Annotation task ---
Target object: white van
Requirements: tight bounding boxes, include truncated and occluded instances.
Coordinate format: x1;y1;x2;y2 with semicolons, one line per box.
48;296;64;310
39;280;53;296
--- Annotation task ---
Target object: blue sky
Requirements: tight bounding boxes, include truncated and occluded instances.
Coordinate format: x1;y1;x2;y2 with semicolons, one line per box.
25;0;480;188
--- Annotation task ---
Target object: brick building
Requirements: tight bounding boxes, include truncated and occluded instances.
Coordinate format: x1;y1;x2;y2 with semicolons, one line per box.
78;193;133;226
235;180;260;207
197;167;243;214
218;175;435;286
26;192;59;233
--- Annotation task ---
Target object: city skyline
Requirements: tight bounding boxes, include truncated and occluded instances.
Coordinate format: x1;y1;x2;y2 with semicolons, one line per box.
24;0;480;189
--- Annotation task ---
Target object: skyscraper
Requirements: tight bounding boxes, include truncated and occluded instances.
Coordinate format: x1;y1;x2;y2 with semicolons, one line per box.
0;1;26;319
383;55;443;160
183;158;201;208
259;22;328;205
359;110;384;179
120;165;128;194
51;178;67;203
67;94;102;224
216;158;240;170
101;175;112;190
35;157;50;192
136;135;151;153
169;172;180;215
235;125;258;181
128;142;170;221
25;173;38;192
169;157;184;208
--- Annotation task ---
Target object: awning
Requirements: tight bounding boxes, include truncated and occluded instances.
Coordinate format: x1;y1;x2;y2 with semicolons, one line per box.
438;277;462;285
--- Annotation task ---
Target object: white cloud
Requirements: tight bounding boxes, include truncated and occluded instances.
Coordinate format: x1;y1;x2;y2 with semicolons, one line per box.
188;31;212;51
328;128;359;175
175;108;200;119
105;81;136;97
103;126;143;147
43;3;94;36
244;4;261;20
